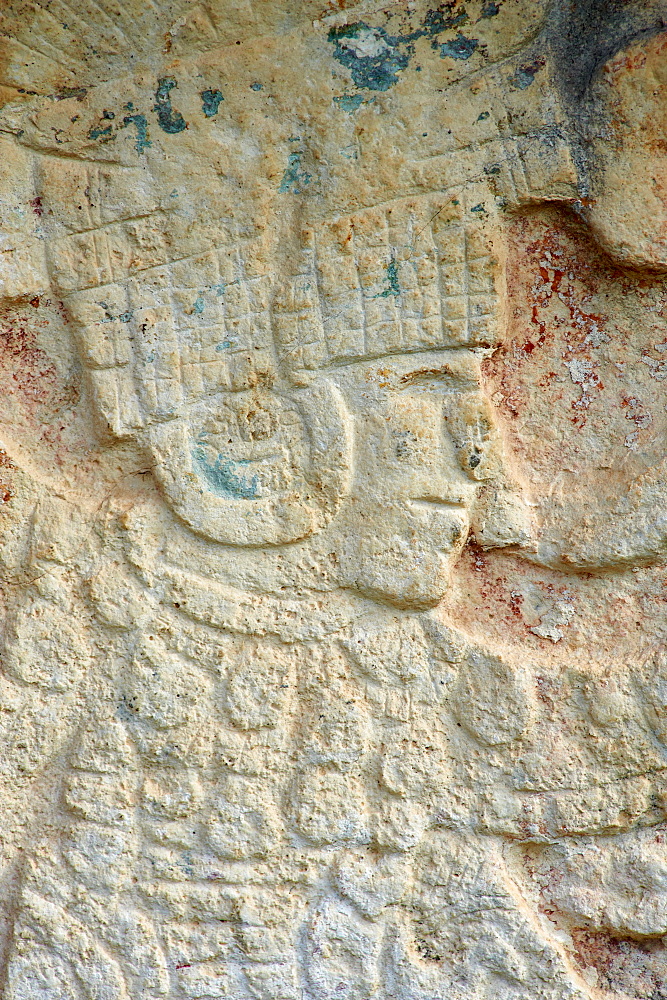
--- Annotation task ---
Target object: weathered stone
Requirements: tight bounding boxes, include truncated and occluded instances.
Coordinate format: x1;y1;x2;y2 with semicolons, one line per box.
1;1;667;996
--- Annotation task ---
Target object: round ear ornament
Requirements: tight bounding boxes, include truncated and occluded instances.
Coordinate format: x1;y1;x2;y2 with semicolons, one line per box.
147;379;352;546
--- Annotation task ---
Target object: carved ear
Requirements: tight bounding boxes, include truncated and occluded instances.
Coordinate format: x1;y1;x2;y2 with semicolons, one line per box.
148;380;352;547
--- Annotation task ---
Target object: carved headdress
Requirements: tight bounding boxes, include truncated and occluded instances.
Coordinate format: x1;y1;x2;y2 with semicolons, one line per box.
0;0;586;546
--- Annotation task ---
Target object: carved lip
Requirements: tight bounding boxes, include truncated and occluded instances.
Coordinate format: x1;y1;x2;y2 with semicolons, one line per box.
408;495;471;510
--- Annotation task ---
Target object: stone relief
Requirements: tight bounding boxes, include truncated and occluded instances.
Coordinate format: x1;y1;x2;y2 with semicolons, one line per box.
1;1;667;997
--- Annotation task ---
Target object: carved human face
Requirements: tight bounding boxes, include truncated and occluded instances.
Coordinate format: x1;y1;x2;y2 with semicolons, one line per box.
135;348;533;609
585;31;667;269
327;351;532;609
0;43;537;601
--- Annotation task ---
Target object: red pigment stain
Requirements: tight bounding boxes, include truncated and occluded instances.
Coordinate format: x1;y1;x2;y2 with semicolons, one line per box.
29;197;43;217
535;675;555;711
0;310;80;471
453;539;588;646
483;211;620;432
509;591;524;616
465;535;488;572
0;316;58;404
570;928;666;998
456;539;532;638
477;204;667;508
0;450;16;508
517;812;549;840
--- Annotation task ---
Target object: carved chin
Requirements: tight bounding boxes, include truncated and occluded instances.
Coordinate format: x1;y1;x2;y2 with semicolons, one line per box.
339;537;456;610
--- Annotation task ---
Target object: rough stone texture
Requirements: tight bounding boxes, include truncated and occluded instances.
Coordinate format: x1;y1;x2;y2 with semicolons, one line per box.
1;1;667;996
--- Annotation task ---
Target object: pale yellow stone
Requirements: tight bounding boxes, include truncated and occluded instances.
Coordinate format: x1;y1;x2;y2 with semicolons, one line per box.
1;1;667;997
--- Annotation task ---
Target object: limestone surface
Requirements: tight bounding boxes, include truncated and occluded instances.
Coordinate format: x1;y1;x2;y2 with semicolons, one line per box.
1;1;667;997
